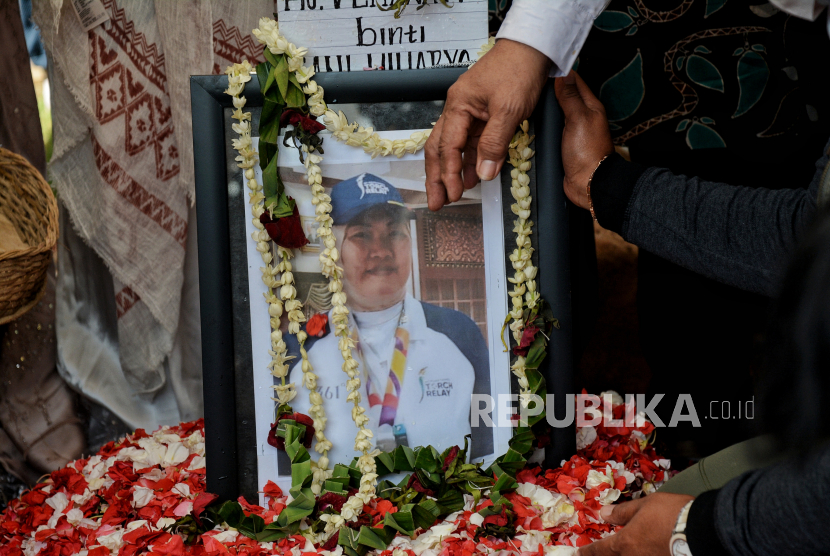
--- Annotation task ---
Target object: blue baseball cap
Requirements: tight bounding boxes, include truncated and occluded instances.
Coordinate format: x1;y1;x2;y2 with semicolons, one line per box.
330;173;410;225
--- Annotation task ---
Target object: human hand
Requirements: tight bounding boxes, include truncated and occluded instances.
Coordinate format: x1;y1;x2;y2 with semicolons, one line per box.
554;71;615;211
578;493;695;556
424;39;552;210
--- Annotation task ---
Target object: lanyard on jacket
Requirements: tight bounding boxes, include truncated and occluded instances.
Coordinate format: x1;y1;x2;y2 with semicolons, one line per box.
352;308;410;427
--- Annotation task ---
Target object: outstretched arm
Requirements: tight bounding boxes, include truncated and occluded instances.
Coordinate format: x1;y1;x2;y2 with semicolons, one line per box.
424;0;606;210
687;445;830;556
555;72;825;297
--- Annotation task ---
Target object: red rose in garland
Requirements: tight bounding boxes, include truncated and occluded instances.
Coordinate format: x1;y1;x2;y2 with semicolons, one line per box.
280;109;326;134
512;323;541;357
267;412;316;450
260;203;309;249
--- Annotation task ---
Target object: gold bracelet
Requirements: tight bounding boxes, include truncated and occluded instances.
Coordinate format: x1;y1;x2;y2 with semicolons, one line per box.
587;155;609;221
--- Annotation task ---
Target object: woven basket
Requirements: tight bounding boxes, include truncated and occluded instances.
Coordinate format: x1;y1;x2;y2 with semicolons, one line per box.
0;148;58;325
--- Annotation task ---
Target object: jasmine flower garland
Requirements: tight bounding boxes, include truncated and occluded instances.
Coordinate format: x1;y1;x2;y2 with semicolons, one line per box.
229;17;545;535
506;122;538;408
302;141;380;517
226;62;299;414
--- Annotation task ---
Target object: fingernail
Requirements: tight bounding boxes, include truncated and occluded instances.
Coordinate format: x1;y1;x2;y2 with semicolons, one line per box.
600;506;613;521
478;160;499;181
563;71;576;85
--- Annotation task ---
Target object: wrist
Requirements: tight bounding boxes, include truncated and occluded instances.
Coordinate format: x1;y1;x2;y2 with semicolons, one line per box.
494;38;553;75
669;500;695;556
566;150;613;211
586;155;610;220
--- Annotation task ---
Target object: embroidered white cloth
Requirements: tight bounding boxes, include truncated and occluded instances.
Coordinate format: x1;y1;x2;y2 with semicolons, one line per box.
35;0;273;428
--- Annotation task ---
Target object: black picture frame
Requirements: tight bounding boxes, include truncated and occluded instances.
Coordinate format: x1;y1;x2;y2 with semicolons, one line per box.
192;69;592;503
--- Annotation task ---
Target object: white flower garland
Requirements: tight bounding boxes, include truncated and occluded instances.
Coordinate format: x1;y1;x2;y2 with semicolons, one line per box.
229;19;539;528
226;62;299;412
505;122;537;408
322;110;430;158
227;60;334;495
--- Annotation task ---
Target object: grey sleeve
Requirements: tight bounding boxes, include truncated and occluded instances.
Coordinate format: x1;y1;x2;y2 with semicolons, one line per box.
713;445;830;555
589;143;830;297
619;159;824;297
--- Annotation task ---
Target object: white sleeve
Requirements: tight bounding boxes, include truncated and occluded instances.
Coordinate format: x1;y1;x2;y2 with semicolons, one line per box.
495;0;609;77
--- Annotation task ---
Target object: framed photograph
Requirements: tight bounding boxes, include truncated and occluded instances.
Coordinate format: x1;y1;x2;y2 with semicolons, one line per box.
249;126;508;491
192;69;581;503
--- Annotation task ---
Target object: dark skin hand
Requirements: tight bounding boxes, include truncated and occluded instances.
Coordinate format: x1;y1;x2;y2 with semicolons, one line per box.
553;71;615;211
424;38;552;211
579;493;694;556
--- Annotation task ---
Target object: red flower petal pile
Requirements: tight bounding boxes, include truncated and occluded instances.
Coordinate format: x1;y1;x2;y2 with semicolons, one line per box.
0;392;672;556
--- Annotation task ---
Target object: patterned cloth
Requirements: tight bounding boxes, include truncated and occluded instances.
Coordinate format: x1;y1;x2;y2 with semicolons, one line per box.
577;0;830;177
33;0;274;428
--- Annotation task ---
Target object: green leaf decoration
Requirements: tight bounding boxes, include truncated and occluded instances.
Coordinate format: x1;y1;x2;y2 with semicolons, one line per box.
267;194;296;219
393;445;416;471
599;51;645;122
416;498;442;518
375;451;395;476
357;526;395;550
524;334;549;369
732;47;744;56
274;55;289;101
414;446;441;474
337;527;367;556
694;46;711;54
685;122;726;149
675;119;690;132
700;116;716;124
733;51;769;118
263;49;280;68
626;25;638;35
264;84;285;106
491;470;519;494
436;490;466;514
383;510;416;536
411;504;438;531
256;529;288;543
627;6;639;17
260;102;283;146
290;454;312;488
259;141;277;173
286;82;306;109
751;44;766;53
324;478;348;494
256;62;272;96
507;428;536;456
261;152;282;200
593;11;634;32
238;513;266;540
704;0;726;18
276;488;316;526
686;54;724;92
216;500;244;525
